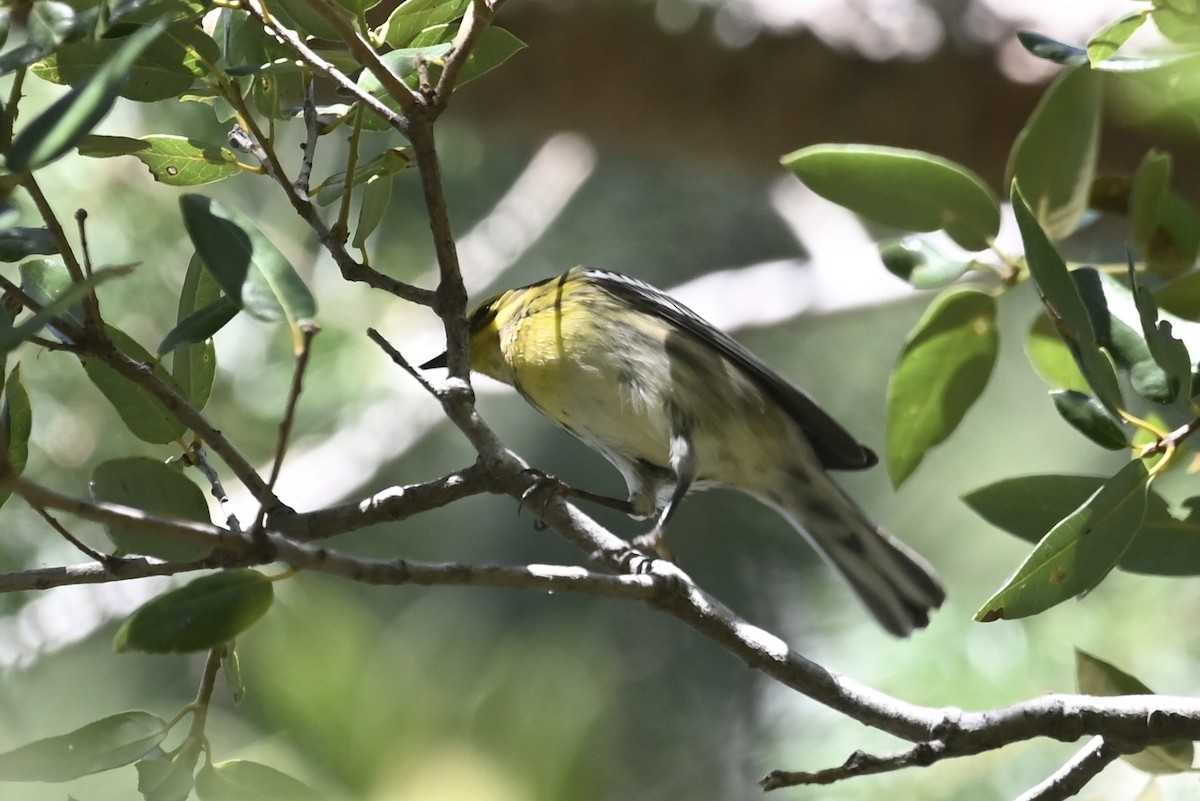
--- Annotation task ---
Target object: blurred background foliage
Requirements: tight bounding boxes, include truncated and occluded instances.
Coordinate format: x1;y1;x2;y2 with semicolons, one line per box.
2;0;1200;799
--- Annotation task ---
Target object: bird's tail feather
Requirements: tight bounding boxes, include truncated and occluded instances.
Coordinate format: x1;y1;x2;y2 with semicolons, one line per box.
773;475;945;637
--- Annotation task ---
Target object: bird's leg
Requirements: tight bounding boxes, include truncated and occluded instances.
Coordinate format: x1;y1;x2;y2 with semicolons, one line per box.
519;468;636;519
631;429;696;561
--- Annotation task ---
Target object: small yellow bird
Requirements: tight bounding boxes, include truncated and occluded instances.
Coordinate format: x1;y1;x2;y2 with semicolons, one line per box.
424;268;944;636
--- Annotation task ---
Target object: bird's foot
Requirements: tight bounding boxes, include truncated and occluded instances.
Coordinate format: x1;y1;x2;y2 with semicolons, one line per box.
631;526;674;562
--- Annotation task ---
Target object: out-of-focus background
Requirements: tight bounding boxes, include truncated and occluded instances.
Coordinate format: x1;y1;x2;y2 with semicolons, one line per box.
2;1;1199;798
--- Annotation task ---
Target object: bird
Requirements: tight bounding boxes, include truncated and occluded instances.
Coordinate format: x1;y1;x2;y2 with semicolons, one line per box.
422;267;945;636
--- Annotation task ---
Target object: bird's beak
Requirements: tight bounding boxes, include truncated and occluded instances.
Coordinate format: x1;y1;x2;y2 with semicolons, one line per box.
420;351;448;369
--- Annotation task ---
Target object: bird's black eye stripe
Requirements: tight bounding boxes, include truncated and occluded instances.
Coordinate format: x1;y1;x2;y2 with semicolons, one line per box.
468;297;502;331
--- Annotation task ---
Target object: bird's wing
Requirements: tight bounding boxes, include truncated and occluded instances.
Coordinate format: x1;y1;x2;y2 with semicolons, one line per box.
586;269;878;471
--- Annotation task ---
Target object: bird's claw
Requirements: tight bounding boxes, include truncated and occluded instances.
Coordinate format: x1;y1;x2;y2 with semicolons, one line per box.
631;526;674;562
518;468;562;530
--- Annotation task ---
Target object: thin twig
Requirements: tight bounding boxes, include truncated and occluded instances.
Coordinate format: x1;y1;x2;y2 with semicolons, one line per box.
186;645;227;740
432;0;497;110
760;743;947;789
294;0;419;116
93;343;279;509
248;2;408;133
252;322;320;537
26;500;113;565
366;327;438;396
295;77;319;196
221;68;435;306
1013;737;1121;801
184;443;240;534
74;209;94;279
19;175;103;333
0;66;26;148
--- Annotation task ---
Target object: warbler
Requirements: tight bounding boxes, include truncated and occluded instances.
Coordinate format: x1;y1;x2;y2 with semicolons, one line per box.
424;267;945;636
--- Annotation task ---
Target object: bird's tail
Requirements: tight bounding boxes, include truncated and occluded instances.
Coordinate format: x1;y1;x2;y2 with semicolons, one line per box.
771;472;945;637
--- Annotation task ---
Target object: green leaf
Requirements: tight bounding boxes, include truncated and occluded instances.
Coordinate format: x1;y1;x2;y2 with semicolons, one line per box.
79;135;241;186
3;263;131;351
877;237;971;289
780;144;1000;251
975;460;1149;621
1149;191;1200;277
1026;312;1091;392
6;19;169;172
114;569;274;653
352;172;392;248
48;22;218;103
1155;270;1200;320
1050;390;1128;450
1088;11;1148;65
1131;262;1192;406
1013;182;1123;414
1154;5;1200;45
1074;267;1200;405
80;326;188;444
1121;497;1200;576
965;475;1200;577
0;711;168;781
1006;67;1101;240
1076;649;1194;774
311;147;411;205
1131;150;1171;255
27;0;86;53
886;286;998;486
1125;152;1200;279
160;296;238;355
166;255;226;411
375;0;468;48
267;0;350;41
0;364;33;510
195;760;322;801
0;227;58;261
179;194;317;350
1018;30;1198;73
357;28;526;129
90;457;213;561
136;739;201;801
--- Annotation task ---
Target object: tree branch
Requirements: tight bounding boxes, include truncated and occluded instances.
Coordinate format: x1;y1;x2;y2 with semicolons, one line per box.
1013;737;1122;801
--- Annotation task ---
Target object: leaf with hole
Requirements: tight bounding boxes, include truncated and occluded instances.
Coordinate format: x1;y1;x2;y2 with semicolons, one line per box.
6;19;169;172
79;134;240;186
